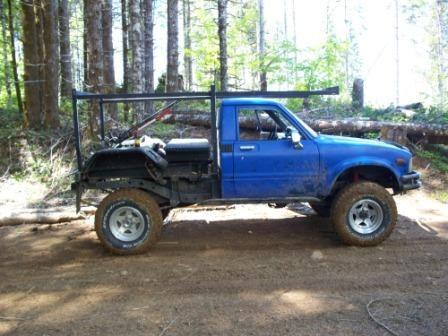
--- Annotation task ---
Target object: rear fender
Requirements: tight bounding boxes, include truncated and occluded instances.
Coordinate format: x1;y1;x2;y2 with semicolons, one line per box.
83;147;168;179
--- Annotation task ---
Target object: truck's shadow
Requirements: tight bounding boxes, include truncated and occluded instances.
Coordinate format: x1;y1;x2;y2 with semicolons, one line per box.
0;207;447;336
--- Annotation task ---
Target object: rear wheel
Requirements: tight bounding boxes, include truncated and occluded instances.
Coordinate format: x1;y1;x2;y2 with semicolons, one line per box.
95;189;162;255
331;182;397;246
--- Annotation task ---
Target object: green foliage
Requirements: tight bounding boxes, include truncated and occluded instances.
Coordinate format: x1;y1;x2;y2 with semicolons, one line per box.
403;0;448;109
147;121;177;140
296;37;346;93
227;1;258;90
189;1;220;89
418;148;448;174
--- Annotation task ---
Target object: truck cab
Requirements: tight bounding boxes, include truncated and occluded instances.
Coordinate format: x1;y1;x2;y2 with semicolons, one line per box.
72;88;421;255
220;98;419;199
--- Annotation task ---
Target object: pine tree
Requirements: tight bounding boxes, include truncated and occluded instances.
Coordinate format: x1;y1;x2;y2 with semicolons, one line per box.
143;0;154;94
258;0;267;91
167;0;179;92
129;0;144;117
121;0;130;121
59;0;73;98
85;0;103;135
42;0;60;128
22;0;43;128
218;0;228;91
183;0;192;90
0;0;11;103
102;0;117;119
6;0;23;118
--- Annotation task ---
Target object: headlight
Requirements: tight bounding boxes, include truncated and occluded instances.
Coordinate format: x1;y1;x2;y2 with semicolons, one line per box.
408;158;413;172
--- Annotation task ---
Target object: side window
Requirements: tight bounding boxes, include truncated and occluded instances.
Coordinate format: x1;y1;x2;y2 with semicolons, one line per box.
238;107;296;141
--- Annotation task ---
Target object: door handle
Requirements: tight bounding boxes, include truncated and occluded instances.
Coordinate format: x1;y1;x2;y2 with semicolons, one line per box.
240;145;255;151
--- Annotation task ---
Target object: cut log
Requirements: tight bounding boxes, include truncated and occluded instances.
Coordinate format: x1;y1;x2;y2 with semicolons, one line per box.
380;126;407;145
164;112;448;143
0;207;96;226
303;119;448;137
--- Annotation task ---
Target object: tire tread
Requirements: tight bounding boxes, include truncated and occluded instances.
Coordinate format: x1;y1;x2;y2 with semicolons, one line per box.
95;188;162;255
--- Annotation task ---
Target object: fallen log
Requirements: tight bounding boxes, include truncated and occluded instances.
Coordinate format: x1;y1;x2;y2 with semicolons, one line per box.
165;112;448;143
302;119;448;137
0;206;96;227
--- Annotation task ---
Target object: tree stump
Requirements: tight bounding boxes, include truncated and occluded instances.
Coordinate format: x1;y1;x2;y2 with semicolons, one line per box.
352;78;364;110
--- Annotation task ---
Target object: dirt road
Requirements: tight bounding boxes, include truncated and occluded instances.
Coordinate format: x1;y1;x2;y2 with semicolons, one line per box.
0;190;447;336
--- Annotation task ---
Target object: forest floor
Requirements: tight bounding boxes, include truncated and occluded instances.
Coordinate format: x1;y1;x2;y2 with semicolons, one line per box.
0;184;447;335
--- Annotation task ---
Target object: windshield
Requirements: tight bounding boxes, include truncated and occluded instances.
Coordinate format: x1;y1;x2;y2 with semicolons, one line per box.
284;106;318;138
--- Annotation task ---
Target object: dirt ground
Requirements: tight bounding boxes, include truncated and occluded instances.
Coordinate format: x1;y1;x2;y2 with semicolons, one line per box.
0;189;447;336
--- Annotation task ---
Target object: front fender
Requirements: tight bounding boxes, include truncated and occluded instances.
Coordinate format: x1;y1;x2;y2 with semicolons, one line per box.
321;157;401;196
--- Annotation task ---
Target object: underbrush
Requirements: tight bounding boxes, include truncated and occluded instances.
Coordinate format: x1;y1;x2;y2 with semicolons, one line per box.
415;145;448;202
0;129;75;205
417;145;448;174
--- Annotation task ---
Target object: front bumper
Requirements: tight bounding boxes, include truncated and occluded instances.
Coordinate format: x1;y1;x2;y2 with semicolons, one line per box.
400;171;422;191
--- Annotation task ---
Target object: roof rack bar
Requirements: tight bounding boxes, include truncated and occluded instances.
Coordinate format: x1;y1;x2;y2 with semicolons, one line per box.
101;95;211;104
73;86;340;103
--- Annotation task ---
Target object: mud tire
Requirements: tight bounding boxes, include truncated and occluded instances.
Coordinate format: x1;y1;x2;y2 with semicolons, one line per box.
95;189;162;255
331;182;397;246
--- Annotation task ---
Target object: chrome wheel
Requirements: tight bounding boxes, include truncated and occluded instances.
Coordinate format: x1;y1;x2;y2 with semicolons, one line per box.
109;206;147;242
347;199;383;234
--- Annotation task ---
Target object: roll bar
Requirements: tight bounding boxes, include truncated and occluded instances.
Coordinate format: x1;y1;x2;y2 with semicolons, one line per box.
72;85;340;175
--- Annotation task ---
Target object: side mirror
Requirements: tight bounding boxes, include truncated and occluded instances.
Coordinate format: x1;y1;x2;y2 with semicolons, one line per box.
291;132;303;150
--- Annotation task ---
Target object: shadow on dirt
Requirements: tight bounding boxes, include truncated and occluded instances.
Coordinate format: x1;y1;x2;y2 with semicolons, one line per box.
0;206;447;336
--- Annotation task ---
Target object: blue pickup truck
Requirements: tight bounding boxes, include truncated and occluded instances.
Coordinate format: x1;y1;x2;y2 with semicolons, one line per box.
71;86;421;254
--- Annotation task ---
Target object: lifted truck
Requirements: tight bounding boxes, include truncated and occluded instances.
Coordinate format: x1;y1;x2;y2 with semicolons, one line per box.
71;86;421;255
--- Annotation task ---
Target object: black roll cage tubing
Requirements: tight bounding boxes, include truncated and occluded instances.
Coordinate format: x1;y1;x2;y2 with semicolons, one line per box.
72;85;339;176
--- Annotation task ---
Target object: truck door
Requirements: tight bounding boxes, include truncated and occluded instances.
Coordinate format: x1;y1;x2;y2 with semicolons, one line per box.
232;106;320;198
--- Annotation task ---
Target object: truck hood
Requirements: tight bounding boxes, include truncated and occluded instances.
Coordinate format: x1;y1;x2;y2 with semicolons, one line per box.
316;134;411;155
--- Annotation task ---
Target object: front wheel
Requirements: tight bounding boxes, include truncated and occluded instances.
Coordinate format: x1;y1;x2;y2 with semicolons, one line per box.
331;182;397;247
95;189;162;255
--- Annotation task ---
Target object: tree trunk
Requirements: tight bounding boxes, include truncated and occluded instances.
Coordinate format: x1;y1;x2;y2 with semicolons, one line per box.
102;0;117;120
435;0;447;107
166;0;179;92
42;0;60;128
85;0;103;136
183;0;192;90
283;0;287;38
395;0;400;105
58;0;73;98
21;0;43;129
258;0;267;91
143;0;154;113
83;0;88;90
0;0;11;103
344;0;350;92
218;0;228;91
121;0;130;121
6;0;23;119
129;0;144;118
291;0;298;75
352;78;364;109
